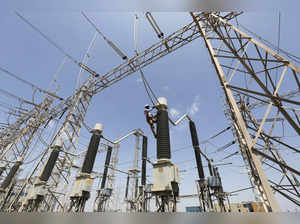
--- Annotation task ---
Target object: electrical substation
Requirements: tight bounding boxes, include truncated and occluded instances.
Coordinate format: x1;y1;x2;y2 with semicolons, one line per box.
0;11;299;213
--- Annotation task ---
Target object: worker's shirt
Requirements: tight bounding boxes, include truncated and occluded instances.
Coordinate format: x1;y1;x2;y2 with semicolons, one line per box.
144;109;152;117
144;109;154;121
145;108;158;124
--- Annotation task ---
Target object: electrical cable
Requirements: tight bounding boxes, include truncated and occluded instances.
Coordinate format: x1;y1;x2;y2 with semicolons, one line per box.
217;151;239;162
236;19;300;64
81;11;128;61
0;88;38;107
134;14;159;106
76;32;99;89
117;126;233;167
15;11;103;84
15;11;79;65
200;126;231;144
209;140;236;154
139;69;156;106
23;150;45;165
0;66;64;101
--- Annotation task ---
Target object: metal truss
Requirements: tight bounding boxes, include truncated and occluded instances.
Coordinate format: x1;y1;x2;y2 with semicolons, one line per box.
3;11;299;212
191;12;300;212
4;12;237;211
0;98;52;152
0;97;55;210
0;97;53;162
87;12;240;94
7;79;96;211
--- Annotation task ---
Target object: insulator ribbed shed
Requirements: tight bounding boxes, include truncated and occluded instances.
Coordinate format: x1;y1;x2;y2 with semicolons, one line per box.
125;175;130;199
141;136;148;186
39;148;60;182
0;167;5;177
208;161;213;176
189;120;205;179
156;110;171;160
81;133;101;174
0;161;22;190
100;146;112;189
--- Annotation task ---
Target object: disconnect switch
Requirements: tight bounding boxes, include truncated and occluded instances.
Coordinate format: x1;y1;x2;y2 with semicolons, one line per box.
70;173;93;198
26;181;47;200
151;160;179;194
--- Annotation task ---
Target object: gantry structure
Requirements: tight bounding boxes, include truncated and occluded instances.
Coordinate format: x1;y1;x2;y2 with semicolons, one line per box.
0;12;299;212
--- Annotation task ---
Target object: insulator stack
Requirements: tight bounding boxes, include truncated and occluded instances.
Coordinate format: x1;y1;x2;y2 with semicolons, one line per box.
100;146;112;189
189;120;205;179
39;147;60;182
81;124;103;174
145;12;164;39
156;98;171;160
106;39;128;60
125;175;130;199
0;160;22;190
141;136;148;186
0;167;5;177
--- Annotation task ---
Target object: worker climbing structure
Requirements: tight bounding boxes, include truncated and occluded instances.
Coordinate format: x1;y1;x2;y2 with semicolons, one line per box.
0;11;299;212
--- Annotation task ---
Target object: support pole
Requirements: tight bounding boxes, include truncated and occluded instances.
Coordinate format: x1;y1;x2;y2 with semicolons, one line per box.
101;146;112;189
141;136;148;186
0;158;23;191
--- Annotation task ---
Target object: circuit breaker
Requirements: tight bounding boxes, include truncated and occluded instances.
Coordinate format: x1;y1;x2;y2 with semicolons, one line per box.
26;182;47;200
69;174;93;198
151;160;179;193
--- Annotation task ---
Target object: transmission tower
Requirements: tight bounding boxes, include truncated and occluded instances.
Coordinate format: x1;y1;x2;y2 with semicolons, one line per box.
191;12;300;211
1;12;298;212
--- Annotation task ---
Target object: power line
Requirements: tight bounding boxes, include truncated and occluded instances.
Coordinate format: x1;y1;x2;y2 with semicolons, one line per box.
134;14;159;106
0;66;64;100
81;11;128;61
0;88;38;107
15;11;102;80
237;19;300;64
15;11;79;65
209;140;236;154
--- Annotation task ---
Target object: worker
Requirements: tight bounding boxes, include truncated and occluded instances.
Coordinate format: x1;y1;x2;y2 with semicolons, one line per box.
144;104;157;138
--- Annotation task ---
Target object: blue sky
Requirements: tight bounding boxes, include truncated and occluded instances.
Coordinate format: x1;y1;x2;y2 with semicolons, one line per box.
1;2;300;212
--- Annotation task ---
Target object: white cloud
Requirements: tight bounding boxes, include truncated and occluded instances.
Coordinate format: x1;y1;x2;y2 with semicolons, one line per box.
187;95;201;116
136;77;143;83
162;86;170;92
170;107;180;119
